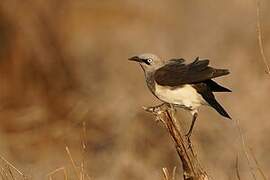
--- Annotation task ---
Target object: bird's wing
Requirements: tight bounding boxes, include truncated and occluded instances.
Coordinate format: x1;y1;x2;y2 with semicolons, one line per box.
154;57;229;86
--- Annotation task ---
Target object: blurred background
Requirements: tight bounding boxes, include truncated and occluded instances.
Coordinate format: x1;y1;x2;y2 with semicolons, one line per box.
0;0;269;179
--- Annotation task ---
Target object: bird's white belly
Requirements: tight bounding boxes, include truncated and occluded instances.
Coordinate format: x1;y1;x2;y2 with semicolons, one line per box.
154;84;205;109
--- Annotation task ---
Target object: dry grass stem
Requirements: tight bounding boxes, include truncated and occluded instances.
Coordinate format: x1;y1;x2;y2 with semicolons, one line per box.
172;166;177;180
65;126;92;180
47;167;68;180
0;155;27;179
144;104;208;180
235;119;256;179
235;155;241;180
162;168;170;180
81;121;87;152
162;167;177;180
80;121;92;180
249;147;267;180
6;166;15;180
66;146;81;180
256;0;270;74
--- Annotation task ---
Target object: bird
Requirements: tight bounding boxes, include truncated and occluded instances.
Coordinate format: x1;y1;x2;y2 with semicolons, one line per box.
128;53;231;137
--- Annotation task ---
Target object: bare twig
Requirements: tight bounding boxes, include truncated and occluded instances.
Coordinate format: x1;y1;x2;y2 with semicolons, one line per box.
144;104;208;180
256;0;270;74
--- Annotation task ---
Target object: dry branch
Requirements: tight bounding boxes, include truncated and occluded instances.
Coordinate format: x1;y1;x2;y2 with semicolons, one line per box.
144;104;208;180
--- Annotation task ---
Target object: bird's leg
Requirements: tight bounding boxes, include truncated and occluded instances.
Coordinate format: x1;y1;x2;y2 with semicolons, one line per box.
156;102;166;108
185;112;198;138
168;103;177;117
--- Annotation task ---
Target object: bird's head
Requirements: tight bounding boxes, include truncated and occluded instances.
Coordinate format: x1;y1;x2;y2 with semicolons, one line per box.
128;53;164;72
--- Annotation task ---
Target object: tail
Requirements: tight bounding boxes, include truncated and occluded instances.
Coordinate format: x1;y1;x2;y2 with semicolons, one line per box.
208;98;231;119
204;80;232;92
194;83;231;119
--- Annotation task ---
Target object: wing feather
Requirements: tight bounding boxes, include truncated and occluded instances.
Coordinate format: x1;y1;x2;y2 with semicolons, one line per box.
154;57;229;86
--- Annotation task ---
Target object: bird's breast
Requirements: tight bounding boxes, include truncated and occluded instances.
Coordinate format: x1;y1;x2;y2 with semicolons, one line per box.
154;83;206;109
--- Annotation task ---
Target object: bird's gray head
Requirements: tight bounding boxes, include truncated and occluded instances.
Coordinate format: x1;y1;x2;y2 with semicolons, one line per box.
128;53;164;72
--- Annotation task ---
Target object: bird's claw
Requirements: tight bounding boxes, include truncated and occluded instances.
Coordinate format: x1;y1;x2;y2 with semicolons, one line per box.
185;132;193;149
185;132;192;139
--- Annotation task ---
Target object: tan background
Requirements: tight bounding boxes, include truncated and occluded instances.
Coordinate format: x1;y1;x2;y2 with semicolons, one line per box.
0;0;269;179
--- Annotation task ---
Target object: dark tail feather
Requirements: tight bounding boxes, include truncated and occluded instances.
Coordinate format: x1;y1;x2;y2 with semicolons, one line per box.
194;83;231;119
204;80;232;92
208;98;231;119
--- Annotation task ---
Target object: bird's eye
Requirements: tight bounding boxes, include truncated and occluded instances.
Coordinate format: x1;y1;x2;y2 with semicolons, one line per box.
147;58;153;63
142;58;152;65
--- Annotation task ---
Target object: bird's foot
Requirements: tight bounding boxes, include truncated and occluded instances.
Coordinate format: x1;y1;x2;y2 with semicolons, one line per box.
185;132;192;149
143;103;167;123
185;131;192;140
143;103;167;113
185;131;191;138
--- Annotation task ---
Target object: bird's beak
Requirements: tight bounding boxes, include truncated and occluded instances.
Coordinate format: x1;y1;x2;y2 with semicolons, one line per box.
128;56;142;62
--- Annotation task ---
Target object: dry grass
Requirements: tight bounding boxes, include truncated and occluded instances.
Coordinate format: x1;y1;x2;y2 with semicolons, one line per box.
234;117;268;180
0;119;267;180
256;0;270;74
0;155;28;180
47;167;68;180
235;155;241;180
162;167;177;180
